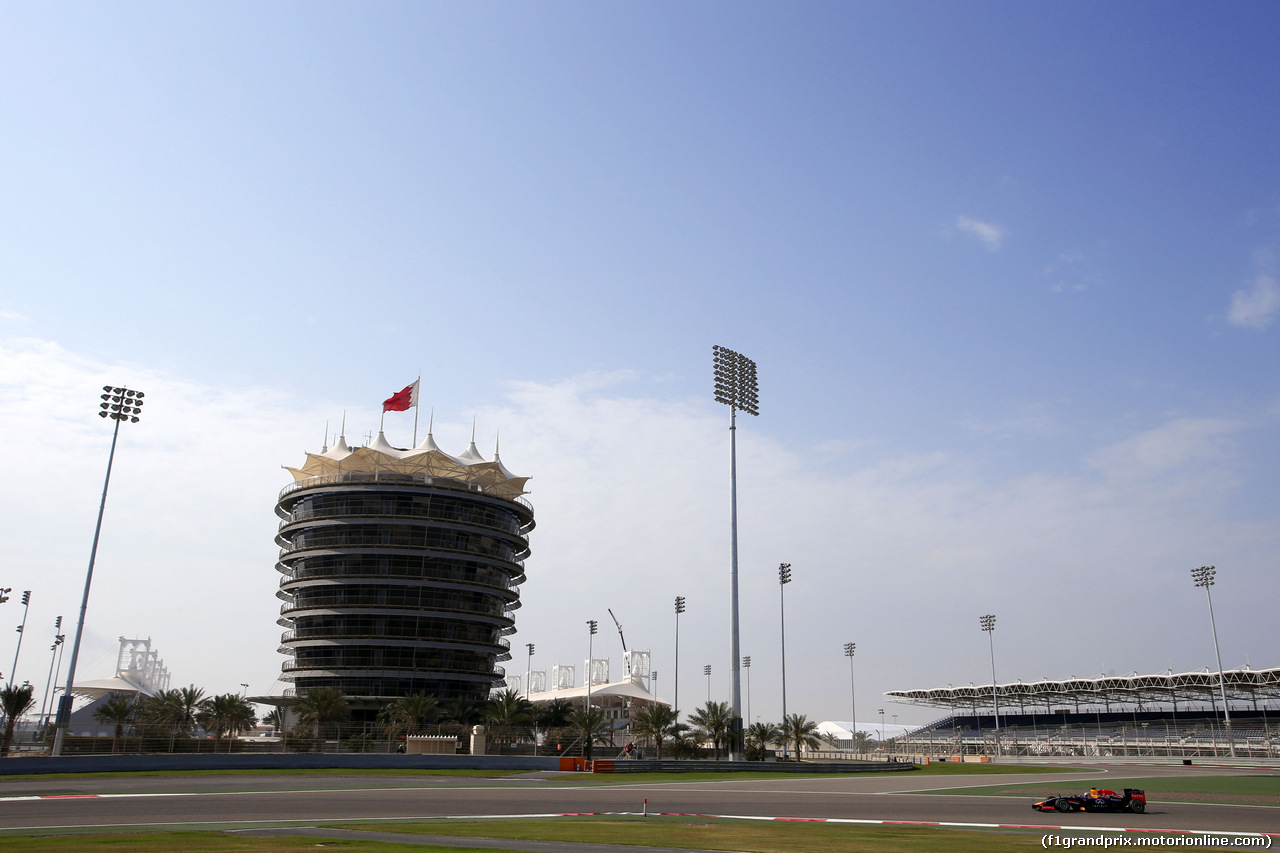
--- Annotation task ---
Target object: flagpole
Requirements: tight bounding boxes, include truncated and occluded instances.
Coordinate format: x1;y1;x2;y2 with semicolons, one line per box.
412;375;420;446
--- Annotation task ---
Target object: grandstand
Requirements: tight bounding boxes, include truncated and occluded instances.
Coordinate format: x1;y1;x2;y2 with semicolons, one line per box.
884;665;1280;759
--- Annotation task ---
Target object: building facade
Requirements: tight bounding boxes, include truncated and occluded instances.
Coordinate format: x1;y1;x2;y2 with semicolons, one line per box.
275;430;533;708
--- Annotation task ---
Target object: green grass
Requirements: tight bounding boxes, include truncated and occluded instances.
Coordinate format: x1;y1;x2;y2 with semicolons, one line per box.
338;817;1067;851
0;817;1072;852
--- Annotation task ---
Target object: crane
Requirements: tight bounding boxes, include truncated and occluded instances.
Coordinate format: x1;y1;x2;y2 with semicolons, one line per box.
608;608;631;677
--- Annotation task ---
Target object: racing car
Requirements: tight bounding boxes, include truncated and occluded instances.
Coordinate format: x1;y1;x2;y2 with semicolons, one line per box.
1032;788;1146;814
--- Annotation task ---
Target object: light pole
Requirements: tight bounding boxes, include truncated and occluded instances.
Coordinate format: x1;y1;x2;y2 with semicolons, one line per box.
8;591;31;689
586;620;597;708
585;620;598;760
742;656;752;726
1192;565;1235;758
240;683;249;696
650;670;657;699
47;633;67;727
37;617;64;730
843;642;856;748
673;596;685;720
714;344;758;761
778;562;792;757
704;664;712;703
54;385;144;756
878;708;885;744
979;614;1001;756
525;643;535;700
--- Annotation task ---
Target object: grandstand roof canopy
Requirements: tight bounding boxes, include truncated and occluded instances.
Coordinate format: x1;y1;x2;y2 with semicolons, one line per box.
886;666;1280;712
528;677;665;707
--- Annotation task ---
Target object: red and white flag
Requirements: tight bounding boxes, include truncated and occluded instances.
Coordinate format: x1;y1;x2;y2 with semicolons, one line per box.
382;380;419;413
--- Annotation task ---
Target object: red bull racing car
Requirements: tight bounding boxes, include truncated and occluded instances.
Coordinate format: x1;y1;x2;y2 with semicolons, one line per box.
1033;788;1146;814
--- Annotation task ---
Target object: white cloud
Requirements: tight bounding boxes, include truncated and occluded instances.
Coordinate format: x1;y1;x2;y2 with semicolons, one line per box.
1084;417;1240;484
3;337;1277;728
955;215;1007;251
1041;251;1101;293
1227;273;1280;330
0;309;31;322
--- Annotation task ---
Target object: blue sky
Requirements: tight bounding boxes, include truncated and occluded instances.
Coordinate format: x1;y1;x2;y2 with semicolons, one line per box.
2;2;1278;725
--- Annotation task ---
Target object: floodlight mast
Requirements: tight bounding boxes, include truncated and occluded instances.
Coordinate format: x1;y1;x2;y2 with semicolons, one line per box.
979;614;1000;756
53;386;144;756
844;642;856;744
713;345;758;761
1192;565;1234;758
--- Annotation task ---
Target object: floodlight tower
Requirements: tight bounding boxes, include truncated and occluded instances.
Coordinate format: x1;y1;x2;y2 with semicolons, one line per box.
673;596;685;720
779;562;792;757
979;614;1001;756
37;617;64;728
713;344;758;761
1191;565;1234;758
7;591;31;689
843;642;857;743
586;620;597;707
53;385;144;756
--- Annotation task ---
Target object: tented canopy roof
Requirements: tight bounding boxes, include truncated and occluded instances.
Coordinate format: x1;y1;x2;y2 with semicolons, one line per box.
528;678;667;708
71;674;158;700
285;431;531;500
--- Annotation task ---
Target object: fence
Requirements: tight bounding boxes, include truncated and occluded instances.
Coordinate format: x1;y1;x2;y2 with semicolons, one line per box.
5;723;592;758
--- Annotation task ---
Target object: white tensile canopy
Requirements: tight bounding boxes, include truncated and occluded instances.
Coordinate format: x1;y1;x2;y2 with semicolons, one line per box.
284;431;531;499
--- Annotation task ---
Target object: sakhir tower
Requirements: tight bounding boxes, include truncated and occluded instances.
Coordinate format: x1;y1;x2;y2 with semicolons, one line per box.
274;425;533;710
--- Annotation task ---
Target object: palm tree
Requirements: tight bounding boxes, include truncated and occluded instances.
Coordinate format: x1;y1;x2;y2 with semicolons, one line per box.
745;720;782;761
263;707;285;735
533;697;574;756
92;695;136;753
688;700;733;760
536;698;574;730
134;689;195;752
663;723;698;759
568;705;608;760
197;694;257;751
379;692;439;739
439;695;486;728
175;686;206;735
780;713;824;761
295;688;350;749
0;683;36;756
852;729;874;753
629;703;679;759
485;689;534;753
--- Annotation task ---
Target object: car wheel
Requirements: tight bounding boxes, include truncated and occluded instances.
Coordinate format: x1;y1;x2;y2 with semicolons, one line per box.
1056;799;1073;812
1130;801;1145;814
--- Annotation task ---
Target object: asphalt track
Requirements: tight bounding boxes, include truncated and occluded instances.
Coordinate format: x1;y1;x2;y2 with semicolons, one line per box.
0;764;1277;842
